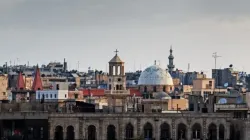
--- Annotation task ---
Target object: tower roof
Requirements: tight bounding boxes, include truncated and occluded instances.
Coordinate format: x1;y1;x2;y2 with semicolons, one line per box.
17;72;25;90
109;49;124;63
32;66;43;91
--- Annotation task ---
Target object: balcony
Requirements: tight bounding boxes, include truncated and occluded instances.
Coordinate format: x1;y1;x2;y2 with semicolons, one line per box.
104;90;130;95
214;104;248;112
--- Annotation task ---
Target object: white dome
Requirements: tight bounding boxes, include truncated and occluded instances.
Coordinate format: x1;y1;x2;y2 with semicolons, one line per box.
138;65;173;86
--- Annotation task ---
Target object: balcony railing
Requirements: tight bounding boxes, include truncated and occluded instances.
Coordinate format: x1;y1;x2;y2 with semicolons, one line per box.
214;104;248;111
104;90;130;95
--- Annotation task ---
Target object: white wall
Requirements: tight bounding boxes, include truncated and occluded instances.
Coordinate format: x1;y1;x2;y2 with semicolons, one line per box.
36;90;68;100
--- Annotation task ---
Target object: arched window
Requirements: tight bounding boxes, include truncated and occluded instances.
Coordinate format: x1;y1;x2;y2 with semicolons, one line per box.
54;126;63;140
88;125;96;140
160;123;170;140
208;123;217;140
219;124;225;140
177;123;187;140
125;123;134;140
163;86;166;92
192;123;202;139
66;126;74;140
144;122;153;139
107;125;116;140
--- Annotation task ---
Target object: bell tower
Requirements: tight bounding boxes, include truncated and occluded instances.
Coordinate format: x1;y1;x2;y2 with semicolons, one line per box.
105;49;130;113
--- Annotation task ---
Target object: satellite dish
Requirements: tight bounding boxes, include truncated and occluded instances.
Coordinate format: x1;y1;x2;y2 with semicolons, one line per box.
218;98;227;104
224;83;229;87
236;96;243;104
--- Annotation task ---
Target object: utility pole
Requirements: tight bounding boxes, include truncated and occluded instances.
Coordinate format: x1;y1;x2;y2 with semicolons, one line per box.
212;52;222;87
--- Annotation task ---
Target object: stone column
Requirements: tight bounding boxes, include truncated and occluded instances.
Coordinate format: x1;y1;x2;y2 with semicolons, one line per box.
119;119;125;140
137;118;141;138
48;122;54;140
64;127;67;140
155;120;160;140
112;98;116;113
187;127;192;140
115;65;118;75
79;118;83;140
122;98;126;113
171;118;176;140
225;122;230;140
217;125;219;140
202;118;207;140
99;119;104;140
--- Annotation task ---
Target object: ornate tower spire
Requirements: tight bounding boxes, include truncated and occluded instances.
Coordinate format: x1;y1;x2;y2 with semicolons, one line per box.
32;65;43;91
17;71;25;90
168;45;175;74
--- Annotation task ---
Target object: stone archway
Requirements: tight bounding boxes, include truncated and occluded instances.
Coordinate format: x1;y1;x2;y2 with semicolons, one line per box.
192;123;202;139
107;125;116;140
88;125;96;140
54;126;63;140
177;123;187;140
66;125;75;140
160;122;170;140
219;124;225;140
125;123;134;140
208;123;217;140
144;122;153;139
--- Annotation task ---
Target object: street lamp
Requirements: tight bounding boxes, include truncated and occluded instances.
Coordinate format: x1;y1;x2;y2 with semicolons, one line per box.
88;87;91;103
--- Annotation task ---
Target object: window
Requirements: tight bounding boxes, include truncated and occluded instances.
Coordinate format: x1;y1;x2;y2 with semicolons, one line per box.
50;94;52;98
46;94;48;98
65;94;67;98
38;93;40;99
3;92;6;96
209;81;212;87
153;86;157;92
54;94;57;98
40;127;43;138
117;78;121;82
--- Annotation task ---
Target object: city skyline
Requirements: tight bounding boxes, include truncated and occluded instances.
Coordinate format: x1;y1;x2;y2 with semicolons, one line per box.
0;0;250;76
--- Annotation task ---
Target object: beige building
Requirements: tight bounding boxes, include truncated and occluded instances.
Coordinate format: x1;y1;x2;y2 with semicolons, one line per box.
192;78;227;99
0;74;8;100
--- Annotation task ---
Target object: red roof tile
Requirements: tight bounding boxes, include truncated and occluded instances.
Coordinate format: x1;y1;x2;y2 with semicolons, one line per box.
129;89;142;97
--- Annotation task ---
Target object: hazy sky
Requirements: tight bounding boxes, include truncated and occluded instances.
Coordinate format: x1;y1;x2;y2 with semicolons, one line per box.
0;0;250;76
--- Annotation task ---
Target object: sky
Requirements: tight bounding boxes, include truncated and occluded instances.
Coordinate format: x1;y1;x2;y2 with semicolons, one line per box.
0;0;250;77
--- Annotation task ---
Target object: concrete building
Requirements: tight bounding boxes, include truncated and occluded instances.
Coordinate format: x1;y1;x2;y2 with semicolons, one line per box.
192;78;227;99
36;90;68;102
212;65;239;87
0;74;8;100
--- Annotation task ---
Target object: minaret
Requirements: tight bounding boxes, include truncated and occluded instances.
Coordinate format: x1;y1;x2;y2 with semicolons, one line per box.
105;49;130;113
32;65;43;91
168;46;175;74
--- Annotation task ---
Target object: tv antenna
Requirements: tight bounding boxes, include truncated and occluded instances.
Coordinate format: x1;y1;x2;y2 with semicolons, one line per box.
212;52;222;87
212;52;221;70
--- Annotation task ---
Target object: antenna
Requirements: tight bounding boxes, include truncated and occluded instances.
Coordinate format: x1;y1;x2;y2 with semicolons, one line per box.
77;61;80;71
188;63;190;72
212;52;222;86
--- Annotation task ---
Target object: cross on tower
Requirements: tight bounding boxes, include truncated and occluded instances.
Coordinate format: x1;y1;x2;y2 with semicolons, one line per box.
114;49;119;55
